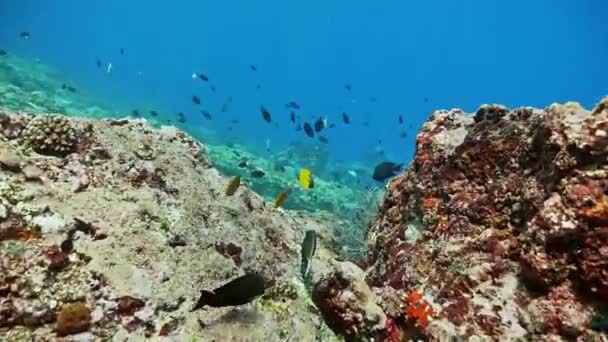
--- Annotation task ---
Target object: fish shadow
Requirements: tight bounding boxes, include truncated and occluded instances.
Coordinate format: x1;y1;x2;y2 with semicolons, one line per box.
201;306;263;328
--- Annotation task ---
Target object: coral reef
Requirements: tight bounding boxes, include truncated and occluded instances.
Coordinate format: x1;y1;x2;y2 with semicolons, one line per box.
20;114;80;156
366;97;608;340
0;110;343;341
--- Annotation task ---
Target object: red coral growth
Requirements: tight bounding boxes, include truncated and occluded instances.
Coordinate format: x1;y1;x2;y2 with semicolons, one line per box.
404;291;433;329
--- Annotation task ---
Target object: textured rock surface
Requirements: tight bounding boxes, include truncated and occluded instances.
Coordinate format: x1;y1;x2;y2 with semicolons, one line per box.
0;110;342;341
366;98;608;340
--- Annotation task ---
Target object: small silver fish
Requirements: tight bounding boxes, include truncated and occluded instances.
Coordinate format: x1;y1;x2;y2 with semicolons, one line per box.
301;230;317;278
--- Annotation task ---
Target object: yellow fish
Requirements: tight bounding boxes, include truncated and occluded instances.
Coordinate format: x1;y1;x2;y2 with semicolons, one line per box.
274;191;288;208
224;176;240;196
298;169;314;189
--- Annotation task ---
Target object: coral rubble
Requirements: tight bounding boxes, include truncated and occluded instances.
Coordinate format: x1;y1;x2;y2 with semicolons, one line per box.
366;97;608;340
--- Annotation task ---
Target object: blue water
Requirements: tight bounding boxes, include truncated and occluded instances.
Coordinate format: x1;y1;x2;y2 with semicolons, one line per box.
1;0;607;166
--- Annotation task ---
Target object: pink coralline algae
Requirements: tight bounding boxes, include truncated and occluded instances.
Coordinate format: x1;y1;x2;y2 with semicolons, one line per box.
366;97;608;340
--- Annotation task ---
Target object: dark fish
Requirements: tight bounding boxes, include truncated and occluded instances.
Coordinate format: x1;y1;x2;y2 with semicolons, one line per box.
342;112;350;124
345;84;351;91
290;111;296;123
260;106;272;123
96;58;101;68
363;121;370;127
62;84;77;93
131;109;140;117
285;101;301;110
201;110;212;120
149;110;158;117
303;122;314;137
372;162;404;182
424;97;429;103
256;84;262;90
238;161;248;168
231;119;239;124
370;96;377;103
301;230;317;278
177;112;186;123
192;95;201;105
295;123;303;132
318;136;329;144
225;176;240;196
0;49;7;56
329;123;336;129
399;115;403;124
120;48;124;55
221;102;229;113
20;32;30;39
198;73;209;81
251;170;265;178
250;65;257;71
191;273;266;310
400;130;407;139
314;117;325;132
210;85;216;92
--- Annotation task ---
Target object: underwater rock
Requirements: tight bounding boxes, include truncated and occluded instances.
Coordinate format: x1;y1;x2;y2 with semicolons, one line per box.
0;109;342;341
312;261;387;340
21;163;43;180
0;145;22;171
367;97;608;340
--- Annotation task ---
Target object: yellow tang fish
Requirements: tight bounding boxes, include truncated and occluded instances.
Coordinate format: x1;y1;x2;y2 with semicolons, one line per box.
298;169;314;189
225;176;240;196
274;191;288;208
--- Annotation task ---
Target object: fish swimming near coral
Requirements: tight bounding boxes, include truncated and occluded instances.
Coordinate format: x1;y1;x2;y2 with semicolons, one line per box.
260;106;272;123
314;117;326;132
201;110;212;120
285;101;301;110
274;190;289;208
192;95;201;105
298;168;314;189
301;230;317;278
290;111;296;123
225;176;240;196
149;110;158;117
192;73;208;81
342;112;350;124
191;273;266;310
20;31;30;39
303;122;314;138
318;136;328;144
251;169;265;178
372;162;403;182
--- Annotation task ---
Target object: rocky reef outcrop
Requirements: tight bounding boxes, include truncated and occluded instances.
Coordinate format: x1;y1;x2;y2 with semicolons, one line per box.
0;110;344;341
364;97;608;340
